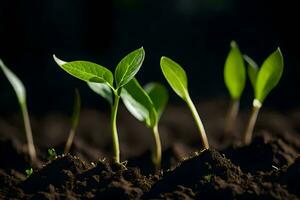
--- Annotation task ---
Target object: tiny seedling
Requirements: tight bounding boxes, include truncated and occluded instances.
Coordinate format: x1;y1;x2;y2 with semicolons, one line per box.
243;48;284;145
0;59;37;164
64;89;81;154
121;79;168;170
160;56;209;150
223;41;246;135
53;47;145;163
25;167;33;177
48;148;57;161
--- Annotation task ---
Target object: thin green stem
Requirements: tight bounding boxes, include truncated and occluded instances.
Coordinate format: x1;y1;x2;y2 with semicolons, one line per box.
243;105;260;145
21;102;37;164
185;95;209;150
224;99;240;135
64;128;75;154
111;93;121;163
151;124;162;171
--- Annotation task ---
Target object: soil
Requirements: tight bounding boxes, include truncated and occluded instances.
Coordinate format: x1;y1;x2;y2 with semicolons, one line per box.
1;101;300;199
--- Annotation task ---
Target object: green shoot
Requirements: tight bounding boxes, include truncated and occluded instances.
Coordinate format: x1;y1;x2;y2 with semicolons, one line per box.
160;56;209;150
48;148;57;161
25;168;33;177
223;41;246;135
243;48;284;145
64;89;81;154
53;47;145;163
0;59;37;164
121;79;168;170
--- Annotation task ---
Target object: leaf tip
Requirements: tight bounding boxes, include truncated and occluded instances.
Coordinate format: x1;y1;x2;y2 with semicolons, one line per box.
53;54;66;66
230;40;238;49
160;56;168;63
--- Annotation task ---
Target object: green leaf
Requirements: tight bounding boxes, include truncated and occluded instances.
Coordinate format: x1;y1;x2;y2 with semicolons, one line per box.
121;79;157;127
53;55;114;87
255;48;284;103
0;59;26;105
224;41;246;100
25;168;33;177
71;89;81;129
87;82;113;105
115;47;145;88
144;83;168;119
47;148;57;161
160;56;189;101
244;55;259;90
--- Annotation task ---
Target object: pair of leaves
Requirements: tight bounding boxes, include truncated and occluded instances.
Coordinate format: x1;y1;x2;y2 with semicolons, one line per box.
245;48;284;103
91;78;168;128
224;41;246;100
53;47;145;92
0;59;27;106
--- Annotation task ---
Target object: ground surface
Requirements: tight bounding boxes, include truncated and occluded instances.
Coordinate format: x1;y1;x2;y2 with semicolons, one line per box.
1;100;300;199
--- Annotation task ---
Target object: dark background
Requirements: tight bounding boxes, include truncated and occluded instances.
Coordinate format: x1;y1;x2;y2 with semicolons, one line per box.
0;0;299;115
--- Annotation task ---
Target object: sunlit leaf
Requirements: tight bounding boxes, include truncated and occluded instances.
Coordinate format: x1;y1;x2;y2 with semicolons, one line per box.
115;47;145;88
224;41;246;99
53;55;114;87
160;56;189;101
0;59;26;105
255;48;284;103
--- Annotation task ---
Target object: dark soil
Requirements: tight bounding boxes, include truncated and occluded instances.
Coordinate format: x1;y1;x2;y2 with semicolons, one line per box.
1;103;300;199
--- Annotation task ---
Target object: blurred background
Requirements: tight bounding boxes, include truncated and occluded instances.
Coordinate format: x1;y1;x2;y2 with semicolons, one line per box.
0;0;299;115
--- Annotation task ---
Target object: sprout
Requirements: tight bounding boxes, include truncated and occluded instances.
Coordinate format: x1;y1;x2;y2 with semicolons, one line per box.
121;79;168;170
53;47;145;163
223;41;246;135
64;89;81;154
243;48;284;145
25;168;33;177
47;148;57;161
0;59;37;164
160;56;209;150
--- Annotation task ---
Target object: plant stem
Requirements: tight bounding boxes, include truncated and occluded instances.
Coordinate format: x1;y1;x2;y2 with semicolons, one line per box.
224;99;240;135
64;128;75;154
185;95;209;150
151;124;162;170
111;94;121;163
243;101;261;145
21;102;37;164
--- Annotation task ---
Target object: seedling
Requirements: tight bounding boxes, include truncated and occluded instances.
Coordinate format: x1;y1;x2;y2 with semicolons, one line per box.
53;47;145;163
25;168;33;177
160;56;209;150
121;79;168;169
0;59;37;164
243;48;284;145
223;41;246;135
48;148;57;161
64;89;81;154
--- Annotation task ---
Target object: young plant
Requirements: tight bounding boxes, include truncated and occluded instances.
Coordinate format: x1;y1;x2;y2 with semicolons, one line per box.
223;41;246;135
0;59;37;164
160;56;209;150
243;48;284;145
48;148;57;161
121;79;168;170
64;89;81;154
53;47;145;163
25;168;33;177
